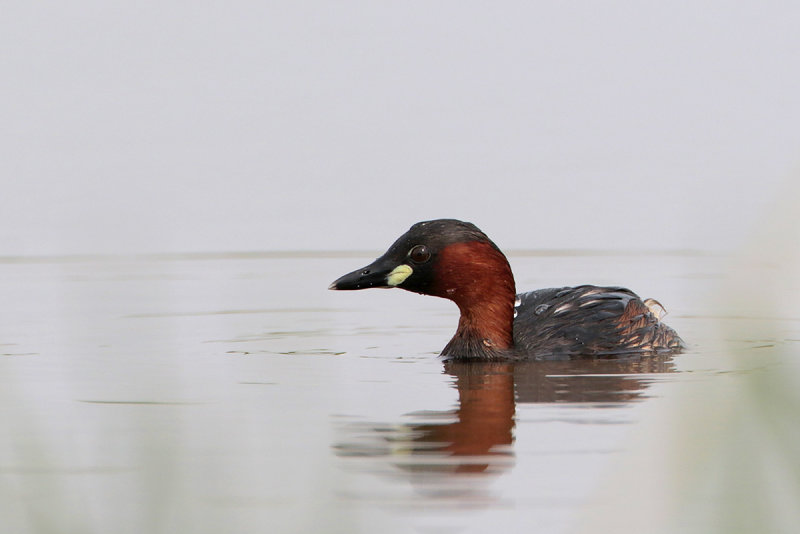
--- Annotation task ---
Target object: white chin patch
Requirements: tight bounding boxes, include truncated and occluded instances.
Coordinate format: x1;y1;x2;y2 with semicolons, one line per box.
386;264;413;286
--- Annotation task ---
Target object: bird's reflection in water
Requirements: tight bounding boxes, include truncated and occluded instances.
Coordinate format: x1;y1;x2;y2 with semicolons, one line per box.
334;353;675;493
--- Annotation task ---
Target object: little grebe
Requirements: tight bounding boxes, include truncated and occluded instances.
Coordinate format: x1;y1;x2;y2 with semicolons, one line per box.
329;219;684;360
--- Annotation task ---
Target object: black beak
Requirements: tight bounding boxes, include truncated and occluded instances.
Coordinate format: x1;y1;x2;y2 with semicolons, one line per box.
328;257;401;290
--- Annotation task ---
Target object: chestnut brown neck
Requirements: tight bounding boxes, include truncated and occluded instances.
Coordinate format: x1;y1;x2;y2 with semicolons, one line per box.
430;241;516;359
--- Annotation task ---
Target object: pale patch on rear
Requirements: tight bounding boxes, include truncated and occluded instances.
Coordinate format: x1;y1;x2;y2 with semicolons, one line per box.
643;298;668;319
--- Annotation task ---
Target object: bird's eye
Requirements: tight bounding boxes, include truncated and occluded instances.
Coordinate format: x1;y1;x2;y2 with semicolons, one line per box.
408;245;431;263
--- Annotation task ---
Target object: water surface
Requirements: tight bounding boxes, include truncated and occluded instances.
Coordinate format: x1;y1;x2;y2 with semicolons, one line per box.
0;251;787;533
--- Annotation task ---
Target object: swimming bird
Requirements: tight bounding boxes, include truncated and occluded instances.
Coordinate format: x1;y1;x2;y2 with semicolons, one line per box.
329;219;684;360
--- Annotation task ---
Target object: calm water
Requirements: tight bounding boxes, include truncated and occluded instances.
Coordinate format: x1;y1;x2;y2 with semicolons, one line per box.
0;252;794;533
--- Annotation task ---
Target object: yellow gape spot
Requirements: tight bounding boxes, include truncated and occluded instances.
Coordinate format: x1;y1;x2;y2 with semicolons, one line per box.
386;264;413;286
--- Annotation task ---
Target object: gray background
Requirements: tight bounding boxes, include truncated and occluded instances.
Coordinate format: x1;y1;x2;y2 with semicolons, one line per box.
3;2;798;255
